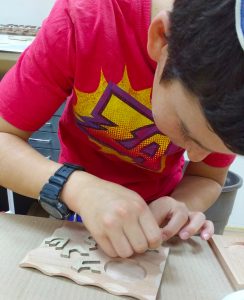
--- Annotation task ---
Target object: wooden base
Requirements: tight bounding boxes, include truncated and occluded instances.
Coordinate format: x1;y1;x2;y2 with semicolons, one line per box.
20;222;169;300
210;234;244;289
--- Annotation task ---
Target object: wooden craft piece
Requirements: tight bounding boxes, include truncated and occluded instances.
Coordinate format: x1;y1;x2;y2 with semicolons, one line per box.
20;222;169;300
210;234;244;289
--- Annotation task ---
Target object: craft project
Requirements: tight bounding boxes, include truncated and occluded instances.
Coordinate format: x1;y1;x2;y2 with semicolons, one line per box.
20;222;169;300
210;234;244;289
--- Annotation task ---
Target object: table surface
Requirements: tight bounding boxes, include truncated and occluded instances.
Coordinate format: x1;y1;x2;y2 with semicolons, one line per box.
0;213;235;300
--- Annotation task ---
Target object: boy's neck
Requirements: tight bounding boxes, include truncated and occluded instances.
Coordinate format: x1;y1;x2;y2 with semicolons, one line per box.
151;0;173;20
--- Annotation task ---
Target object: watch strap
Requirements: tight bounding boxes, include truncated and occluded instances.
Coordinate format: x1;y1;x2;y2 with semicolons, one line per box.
39;163;85;219
40;163;84;200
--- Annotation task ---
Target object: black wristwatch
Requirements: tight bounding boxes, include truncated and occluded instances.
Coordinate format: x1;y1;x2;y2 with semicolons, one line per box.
39;163;85;220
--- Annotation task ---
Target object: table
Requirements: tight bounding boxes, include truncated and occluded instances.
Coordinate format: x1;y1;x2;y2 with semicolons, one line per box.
0;213;234;300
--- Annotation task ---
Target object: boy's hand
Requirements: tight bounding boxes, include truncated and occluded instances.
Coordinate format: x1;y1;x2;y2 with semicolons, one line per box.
66;174;162;258
149;197;214;241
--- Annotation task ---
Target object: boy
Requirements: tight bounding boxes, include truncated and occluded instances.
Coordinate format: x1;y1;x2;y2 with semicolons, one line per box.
0;0;242;258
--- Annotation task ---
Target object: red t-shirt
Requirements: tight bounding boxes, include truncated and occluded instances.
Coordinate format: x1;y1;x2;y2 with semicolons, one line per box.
0;0;235;202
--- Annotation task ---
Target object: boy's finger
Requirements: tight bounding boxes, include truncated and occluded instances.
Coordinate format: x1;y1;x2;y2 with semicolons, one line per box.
178;212;206;239
200;220;214;240
160;211;189;241
149;198;170;226
123;220;149;254
139;210;162;249
94;235;118;257
107;226;134;258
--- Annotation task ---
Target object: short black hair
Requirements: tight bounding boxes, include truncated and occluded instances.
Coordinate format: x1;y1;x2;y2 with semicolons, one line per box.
162;0;244;155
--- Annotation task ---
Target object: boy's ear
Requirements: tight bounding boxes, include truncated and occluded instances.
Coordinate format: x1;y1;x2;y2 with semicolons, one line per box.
147;11;170;62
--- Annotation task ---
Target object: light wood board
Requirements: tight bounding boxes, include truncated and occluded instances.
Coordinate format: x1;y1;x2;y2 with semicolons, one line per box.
20;222;169;300
210;234;244;289
0;214;235;300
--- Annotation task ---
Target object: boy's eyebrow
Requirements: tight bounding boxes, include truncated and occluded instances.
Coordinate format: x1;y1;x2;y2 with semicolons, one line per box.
179;120;213;153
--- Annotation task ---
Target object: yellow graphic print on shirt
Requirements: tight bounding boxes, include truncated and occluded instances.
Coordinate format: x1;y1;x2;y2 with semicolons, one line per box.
73;68;179;172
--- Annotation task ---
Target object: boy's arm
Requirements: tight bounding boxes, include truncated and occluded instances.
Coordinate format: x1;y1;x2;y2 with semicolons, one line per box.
149;161;229;241
170;160;228;212
0;117;163;258
0;118;61;198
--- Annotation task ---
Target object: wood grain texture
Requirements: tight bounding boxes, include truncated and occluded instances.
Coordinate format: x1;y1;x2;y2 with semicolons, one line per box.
20;222;169;300
210;234;244;289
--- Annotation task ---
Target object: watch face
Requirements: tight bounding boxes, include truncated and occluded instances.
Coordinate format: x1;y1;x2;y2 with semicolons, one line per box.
40;201;64;219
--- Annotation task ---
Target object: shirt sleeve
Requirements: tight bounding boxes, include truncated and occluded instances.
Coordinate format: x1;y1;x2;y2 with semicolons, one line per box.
203;152;236;168
0;0;76;131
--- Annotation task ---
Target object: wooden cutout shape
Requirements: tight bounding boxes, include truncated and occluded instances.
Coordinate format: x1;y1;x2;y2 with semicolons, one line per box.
210;234;244;289
20;222;169;300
